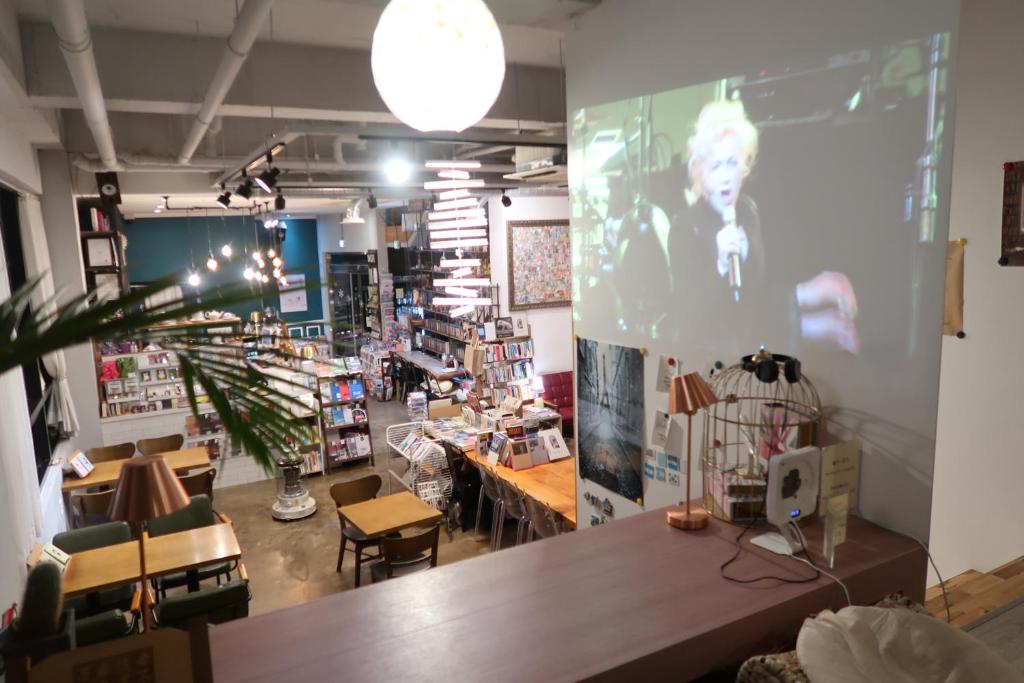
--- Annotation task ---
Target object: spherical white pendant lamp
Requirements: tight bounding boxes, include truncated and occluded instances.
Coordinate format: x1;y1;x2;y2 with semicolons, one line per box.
371;0;506;132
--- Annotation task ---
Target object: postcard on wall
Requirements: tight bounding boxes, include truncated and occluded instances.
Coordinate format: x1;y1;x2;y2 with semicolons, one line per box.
656;355;680;393
577;337;645;505
511;313;530;337
651;410;671;449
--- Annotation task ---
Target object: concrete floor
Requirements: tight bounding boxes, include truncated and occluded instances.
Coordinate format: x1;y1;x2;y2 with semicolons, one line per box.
214;397;492;616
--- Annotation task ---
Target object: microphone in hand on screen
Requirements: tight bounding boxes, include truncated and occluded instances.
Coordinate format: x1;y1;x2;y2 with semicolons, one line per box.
716;205;744;301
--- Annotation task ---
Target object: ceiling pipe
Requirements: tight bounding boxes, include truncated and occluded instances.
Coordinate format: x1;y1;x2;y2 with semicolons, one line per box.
49;0;118;170
177;0;275;165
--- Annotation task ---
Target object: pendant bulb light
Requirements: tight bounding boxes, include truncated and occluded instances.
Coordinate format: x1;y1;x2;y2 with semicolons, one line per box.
371;0;505;132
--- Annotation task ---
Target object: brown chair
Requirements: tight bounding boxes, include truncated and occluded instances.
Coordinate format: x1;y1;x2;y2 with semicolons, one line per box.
137;434;185;456
70;489;115;528
85;442;135;464
330;474;387;588
370;524;441;583
178;468;216;502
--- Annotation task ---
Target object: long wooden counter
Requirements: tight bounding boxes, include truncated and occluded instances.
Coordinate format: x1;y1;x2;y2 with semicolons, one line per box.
210;512;926;682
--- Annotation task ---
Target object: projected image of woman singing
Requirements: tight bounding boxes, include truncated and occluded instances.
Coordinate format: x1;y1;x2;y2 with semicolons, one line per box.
671;99;860;354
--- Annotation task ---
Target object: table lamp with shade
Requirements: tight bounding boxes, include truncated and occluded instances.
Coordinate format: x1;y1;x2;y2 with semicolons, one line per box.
107;455;191;630
666;372;718;531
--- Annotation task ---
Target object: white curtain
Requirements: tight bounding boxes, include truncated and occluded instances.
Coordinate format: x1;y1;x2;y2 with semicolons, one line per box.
18;195;80;436
0;211;44;610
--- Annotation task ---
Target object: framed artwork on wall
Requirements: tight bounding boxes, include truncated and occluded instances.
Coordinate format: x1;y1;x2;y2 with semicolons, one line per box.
506;219;571;310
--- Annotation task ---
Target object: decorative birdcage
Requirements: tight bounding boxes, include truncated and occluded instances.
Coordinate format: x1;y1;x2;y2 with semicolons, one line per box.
701;349;821;525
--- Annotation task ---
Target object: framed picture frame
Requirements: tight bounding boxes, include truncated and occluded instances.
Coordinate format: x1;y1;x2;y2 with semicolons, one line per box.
495;317;514;338
305;324;323;338
84;237;116;267
506;219;571;310
288;326;304;338
139;370;152;383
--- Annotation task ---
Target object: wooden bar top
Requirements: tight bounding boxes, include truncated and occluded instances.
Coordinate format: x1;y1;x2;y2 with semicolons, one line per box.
210;511;925;682
28;523;240;597
62;447;211;492
464;448;577;527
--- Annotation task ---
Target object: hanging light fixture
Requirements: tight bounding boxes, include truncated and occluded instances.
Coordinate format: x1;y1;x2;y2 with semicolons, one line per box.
187;271;201;287
221;244;233;258
424;159;491;318
206;254;219;271
274;189;286;211
371;0;505;132
236;172;255;199
215;185;232;209
243;266;255;281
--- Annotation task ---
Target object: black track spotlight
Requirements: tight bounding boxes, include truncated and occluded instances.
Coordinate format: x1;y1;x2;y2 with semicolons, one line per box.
501;190;512;207
274;190;286;211
255;167;280;193
367;190;378;209
236;178;254;199
215;185;232;209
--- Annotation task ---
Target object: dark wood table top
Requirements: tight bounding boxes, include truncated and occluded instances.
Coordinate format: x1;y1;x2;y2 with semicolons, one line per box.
210;510;925;683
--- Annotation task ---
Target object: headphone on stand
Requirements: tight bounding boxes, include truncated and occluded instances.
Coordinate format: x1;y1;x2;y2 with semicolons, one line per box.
740;348;802;384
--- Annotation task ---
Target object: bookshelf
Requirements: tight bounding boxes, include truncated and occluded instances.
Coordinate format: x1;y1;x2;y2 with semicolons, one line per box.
479;335;537;404
316;366;374;473
76;197;128;299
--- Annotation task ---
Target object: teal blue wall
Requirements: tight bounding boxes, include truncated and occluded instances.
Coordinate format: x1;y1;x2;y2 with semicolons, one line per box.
124;216;322;324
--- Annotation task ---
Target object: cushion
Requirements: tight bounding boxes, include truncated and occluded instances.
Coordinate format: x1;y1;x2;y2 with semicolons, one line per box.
540;372;574;408
53;522;132;553
76;610;130;647
157;581;250;627
797;606;1024;683
148;495;217;537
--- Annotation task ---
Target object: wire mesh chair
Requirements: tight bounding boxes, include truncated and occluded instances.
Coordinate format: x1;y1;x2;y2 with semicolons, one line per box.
524;495;563;540
475;467;504;551
496;478;531;549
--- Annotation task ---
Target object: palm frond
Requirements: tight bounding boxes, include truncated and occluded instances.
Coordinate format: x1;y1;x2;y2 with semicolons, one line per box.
2;273;326;474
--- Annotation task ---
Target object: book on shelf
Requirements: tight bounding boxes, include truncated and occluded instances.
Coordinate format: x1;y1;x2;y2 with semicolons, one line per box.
349;378;365;400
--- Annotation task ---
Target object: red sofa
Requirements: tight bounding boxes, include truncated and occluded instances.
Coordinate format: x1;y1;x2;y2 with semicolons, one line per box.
539;371;574;436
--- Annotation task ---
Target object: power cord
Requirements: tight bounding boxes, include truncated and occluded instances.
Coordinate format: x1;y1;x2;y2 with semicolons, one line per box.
868;524;952;624
788;521;852;607
907;533;952;624
720;515;820;586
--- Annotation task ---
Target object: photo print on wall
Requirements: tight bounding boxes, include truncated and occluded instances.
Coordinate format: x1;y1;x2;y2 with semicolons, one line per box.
576;337;645;504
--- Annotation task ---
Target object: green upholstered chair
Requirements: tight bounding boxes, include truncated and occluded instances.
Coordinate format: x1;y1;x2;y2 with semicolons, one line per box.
154;565;251;629
146;494;233;598
52;522;134;617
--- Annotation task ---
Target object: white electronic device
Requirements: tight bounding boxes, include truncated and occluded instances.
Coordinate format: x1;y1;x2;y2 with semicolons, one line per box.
751;446;821;555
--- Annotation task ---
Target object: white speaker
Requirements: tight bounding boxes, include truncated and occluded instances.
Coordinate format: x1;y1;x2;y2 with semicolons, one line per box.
751;446;821;555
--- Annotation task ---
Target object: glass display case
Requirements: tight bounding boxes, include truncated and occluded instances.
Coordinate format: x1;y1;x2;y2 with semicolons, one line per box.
325;252;372;357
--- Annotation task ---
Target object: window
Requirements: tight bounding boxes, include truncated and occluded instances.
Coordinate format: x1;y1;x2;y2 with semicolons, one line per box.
0;186;53;481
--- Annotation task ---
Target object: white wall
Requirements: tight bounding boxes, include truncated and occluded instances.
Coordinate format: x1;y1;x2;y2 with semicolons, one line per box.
930;0;1024;579
565;0;959;532
488;194;574;374
38;150;102;450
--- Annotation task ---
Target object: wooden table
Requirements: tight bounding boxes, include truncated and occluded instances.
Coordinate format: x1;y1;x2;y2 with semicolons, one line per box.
338;491;443;538
394;350;466;382
464;449;577;528
27;523;241;598
211;512;925;682
62;447;211;493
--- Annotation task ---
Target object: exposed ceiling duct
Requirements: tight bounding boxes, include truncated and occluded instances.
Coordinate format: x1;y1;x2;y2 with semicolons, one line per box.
177;0;275;165
49;0;118;169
